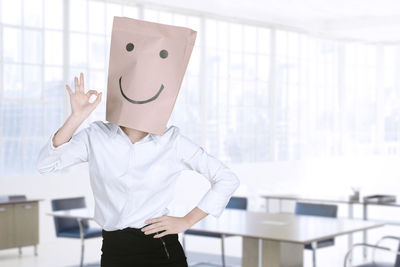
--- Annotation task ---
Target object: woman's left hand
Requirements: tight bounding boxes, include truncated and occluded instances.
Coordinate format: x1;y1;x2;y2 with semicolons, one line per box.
141;215;191;238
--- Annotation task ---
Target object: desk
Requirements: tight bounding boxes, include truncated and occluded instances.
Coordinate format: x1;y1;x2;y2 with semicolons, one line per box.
260;193;400;221
190;209;383;267
260;193;400;259
46;208;95;267
47;207;93;220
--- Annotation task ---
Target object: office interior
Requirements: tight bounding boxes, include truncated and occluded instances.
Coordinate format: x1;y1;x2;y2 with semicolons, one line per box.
1;0;400;266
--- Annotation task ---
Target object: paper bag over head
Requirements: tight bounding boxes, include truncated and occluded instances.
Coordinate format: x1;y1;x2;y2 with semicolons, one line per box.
106;16;197;135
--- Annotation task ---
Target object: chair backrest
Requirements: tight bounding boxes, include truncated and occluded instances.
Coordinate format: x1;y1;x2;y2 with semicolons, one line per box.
8;195;27;201
226;196;247;210
51;197;89;236
395;241;400;267
296;202;338;247
295;202;338;218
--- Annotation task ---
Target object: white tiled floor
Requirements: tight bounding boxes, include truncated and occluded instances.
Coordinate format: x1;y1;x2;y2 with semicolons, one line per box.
0;235;241;267
0;230;396;267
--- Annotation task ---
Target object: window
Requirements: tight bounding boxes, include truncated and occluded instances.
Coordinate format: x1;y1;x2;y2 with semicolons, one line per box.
203;19;271;162
274;31;343;160
382;45;400;153
1;0;400;176
1;0;64;175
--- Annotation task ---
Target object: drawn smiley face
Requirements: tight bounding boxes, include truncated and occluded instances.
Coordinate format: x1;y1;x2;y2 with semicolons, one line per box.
119;42;169;104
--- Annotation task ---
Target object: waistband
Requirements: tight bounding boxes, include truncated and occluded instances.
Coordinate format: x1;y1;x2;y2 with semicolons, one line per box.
102;224;150;234
101;225;174;260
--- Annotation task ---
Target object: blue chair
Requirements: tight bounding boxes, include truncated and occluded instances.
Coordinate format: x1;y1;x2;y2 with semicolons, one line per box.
295;202;338;267
51;197;102;267
182;196;248;267
344;236;400;267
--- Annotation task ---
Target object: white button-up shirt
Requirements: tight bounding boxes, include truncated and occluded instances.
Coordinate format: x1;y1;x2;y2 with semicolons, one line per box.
37;121;240;231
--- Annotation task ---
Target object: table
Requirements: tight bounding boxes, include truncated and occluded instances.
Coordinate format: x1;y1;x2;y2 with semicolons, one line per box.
260;193;400;260
262;194;360;259
47;207;383;267
46;208;95;267
190;209;384;267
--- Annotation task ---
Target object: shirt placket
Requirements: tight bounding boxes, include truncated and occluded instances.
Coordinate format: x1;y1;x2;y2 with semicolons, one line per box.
119;130;170;259
129;142;135;170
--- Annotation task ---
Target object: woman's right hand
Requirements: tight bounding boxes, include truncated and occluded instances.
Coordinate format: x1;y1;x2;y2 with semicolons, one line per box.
66;72;102;120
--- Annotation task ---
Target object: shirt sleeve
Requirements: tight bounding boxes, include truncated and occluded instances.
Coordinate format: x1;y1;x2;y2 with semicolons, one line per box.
36;126;90;174
176;129;240;218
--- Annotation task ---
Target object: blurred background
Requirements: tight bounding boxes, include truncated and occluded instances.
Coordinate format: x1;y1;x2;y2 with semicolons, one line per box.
1;0;400;266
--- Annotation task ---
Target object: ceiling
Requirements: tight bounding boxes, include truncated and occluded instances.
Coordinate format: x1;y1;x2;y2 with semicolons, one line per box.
137;0;400;44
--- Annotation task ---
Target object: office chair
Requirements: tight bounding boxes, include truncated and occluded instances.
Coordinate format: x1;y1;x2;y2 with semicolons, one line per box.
295;202;338;267
182;196;247;267
51;197;102;267
344;236;400;267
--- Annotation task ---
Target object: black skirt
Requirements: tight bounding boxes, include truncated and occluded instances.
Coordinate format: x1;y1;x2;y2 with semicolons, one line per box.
100;225;188;267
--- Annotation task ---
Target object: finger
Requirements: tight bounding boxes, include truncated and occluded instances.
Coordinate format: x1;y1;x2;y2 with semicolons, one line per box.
80;73;84;90
142;222;164;232
74;76;79;91
145;215;165;225
92;92;102;105
86;90;98;96
144;226;167;235
154;231;169;238
65;84;73;95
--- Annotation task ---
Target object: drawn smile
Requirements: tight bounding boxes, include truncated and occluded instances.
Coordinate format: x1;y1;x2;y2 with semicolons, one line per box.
119;76;164;104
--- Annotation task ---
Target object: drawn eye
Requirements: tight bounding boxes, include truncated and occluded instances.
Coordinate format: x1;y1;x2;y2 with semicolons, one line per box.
126;43;134;52
159;49;168;59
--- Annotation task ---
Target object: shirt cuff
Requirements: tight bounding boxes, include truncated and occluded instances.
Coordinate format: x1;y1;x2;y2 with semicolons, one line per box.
196;181;240;218
48;129;72;152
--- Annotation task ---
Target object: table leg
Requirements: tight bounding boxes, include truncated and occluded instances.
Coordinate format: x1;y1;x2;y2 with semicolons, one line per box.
77;218;85;267
242;236;304;267
258;238;263;267
311;241;317;267
362;203;368;259
348;203;354;264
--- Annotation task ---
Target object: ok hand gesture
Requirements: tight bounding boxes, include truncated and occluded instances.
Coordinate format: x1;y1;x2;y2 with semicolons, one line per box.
65;73;102;120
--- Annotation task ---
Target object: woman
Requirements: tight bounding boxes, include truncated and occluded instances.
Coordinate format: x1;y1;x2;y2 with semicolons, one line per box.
37;73;240;266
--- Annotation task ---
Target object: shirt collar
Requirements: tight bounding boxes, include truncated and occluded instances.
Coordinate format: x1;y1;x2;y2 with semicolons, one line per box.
108;123;162;144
